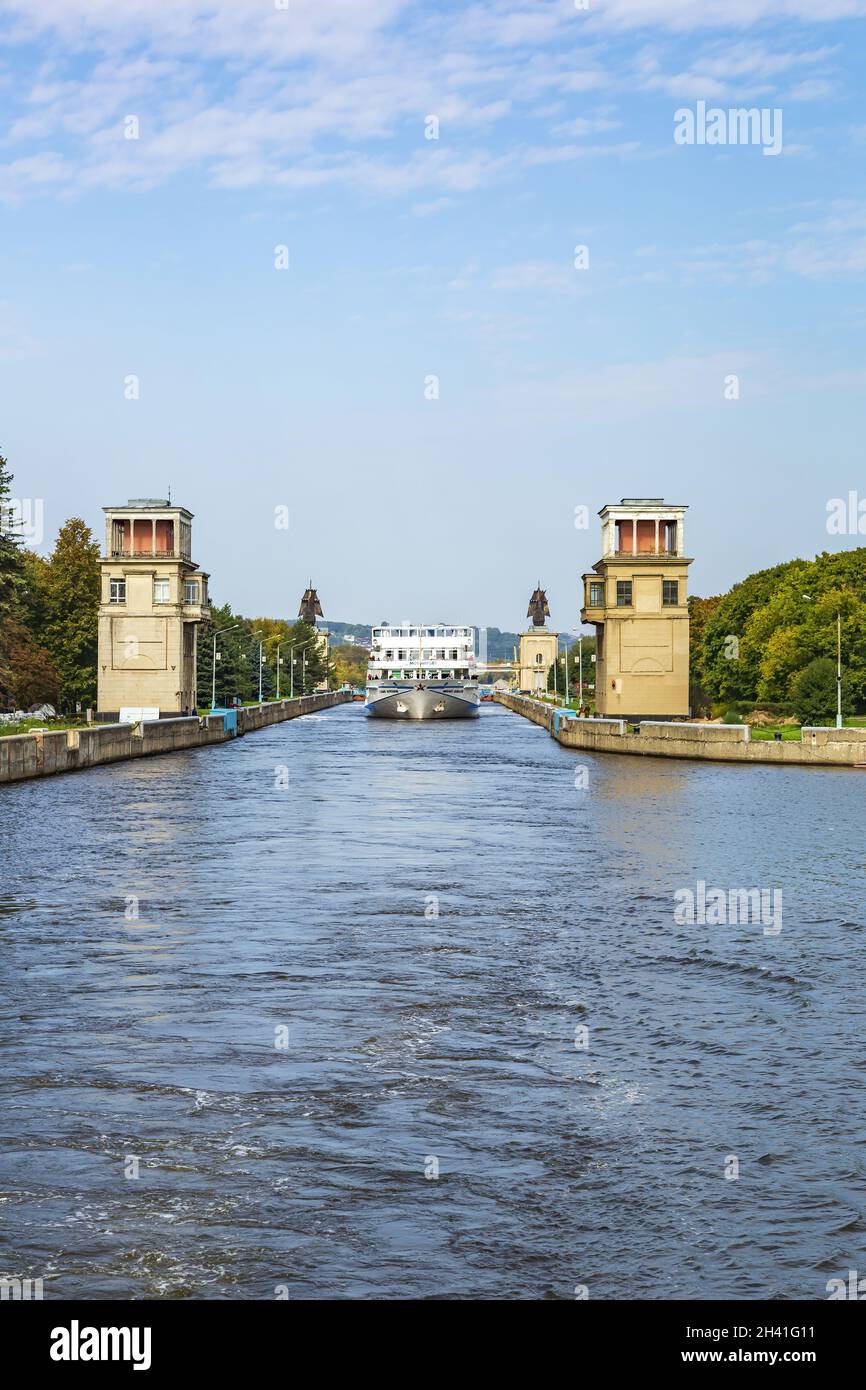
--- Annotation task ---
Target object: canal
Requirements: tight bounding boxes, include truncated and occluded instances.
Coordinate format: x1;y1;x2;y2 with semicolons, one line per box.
1;701;863;1299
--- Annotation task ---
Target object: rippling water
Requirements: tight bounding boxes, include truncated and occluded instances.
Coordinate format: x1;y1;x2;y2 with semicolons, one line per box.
1;702;864;1299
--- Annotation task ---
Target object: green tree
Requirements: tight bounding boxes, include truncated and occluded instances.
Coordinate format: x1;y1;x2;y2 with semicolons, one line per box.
0;450;23;623
332;642;368;687
694;549;866;714
791;657;853;726
197;603;255;707
41;518;100;711
547;638;596;703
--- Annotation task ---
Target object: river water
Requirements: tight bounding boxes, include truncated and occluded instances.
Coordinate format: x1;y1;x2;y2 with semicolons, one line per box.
1;701;864;1300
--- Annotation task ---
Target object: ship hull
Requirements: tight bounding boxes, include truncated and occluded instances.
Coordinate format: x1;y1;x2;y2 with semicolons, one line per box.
365;681;480;720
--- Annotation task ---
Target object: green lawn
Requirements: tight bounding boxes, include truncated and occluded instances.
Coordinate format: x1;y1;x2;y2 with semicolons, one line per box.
0;718;89;738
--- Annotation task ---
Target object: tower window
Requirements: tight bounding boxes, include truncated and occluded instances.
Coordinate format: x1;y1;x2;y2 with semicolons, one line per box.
109;578;126;604
589;581;604;606
153;578;170;603
616;581;632;607
662;580;679;606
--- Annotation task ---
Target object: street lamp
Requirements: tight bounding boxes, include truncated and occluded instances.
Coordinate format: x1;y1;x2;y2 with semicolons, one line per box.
276;640;287;700
290;637;317;698
803;594;843;729
211;621;243;708
249;630;265;704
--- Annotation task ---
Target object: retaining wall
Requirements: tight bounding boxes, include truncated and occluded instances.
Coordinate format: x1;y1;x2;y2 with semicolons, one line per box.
0;692;350;785
494;693;866;768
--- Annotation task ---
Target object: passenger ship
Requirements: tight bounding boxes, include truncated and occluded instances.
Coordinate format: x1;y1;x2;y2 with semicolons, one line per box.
365;624;480;719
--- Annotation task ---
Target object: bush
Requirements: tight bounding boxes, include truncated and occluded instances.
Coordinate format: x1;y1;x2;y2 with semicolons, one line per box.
791;657;852;727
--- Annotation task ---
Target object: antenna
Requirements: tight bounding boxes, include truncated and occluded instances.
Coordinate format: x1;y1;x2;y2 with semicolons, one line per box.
168;483;172;504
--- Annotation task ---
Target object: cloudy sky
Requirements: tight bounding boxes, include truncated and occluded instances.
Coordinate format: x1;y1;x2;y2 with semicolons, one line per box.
2;0;865;630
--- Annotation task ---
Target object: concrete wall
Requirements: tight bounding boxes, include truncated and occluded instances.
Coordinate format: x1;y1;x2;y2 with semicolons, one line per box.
495;694;866;769
0;692;350;785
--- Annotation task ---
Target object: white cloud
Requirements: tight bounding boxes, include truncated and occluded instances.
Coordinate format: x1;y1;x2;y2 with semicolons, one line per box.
0;0;859;202
595;0;866;30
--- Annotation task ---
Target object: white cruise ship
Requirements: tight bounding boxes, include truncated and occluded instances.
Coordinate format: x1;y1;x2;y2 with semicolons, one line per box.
365;624;480;719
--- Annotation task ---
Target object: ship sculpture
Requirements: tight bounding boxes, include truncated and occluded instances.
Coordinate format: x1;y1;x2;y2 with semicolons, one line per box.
527;584;550;628
299;584;323;626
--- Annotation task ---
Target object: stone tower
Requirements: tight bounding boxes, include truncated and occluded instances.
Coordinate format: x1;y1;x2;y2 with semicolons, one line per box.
580;498;691;719
97;499;210;720
518;584;559;694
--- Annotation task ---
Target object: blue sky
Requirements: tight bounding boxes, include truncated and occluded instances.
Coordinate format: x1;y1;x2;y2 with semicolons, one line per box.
1;0;865;631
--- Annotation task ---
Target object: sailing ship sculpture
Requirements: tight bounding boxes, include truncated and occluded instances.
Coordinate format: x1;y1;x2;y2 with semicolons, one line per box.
298;584;323;626
527;584;550;628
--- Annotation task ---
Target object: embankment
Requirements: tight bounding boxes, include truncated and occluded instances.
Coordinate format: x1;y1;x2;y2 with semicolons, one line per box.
494;693;866;769
0;692;351;786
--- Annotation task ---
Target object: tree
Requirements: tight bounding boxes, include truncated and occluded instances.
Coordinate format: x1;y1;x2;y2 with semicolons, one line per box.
0;618;60;709
197;603;255;707
332;642;368;687
41;519;100;711
0;450;23;623
547;638;596;703
693;549;866;714
791;657;853;727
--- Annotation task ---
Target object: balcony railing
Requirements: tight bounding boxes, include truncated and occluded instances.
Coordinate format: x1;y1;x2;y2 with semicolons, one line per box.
110;546;192;559
611;546;678;557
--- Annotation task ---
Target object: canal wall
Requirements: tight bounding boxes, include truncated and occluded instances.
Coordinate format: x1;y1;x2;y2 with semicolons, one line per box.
0;692;351;786
494;693;866;769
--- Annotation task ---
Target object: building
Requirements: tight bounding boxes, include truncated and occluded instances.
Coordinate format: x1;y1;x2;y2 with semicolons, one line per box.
517;586;559;694
97;499;210;720
518;629;559;693
580;499;691;719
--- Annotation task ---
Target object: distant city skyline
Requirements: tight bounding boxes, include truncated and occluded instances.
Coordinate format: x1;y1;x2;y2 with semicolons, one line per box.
2;0;865;631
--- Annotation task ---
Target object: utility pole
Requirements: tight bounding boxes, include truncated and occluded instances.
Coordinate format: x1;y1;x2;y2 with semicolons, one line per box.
837;611;843;729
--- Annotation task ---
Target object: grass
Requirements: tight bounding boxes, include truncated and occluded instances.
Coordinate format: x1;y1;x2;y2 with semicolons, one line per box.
0;717;89;738
738;718;865;741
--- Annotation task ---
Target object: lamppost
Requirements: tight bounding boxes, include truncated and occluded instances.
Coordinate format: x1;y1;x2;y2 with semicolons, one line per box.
276;640;286;700
290;637;317;698
211;621;243;708
803;594;843;728
250;631;265;704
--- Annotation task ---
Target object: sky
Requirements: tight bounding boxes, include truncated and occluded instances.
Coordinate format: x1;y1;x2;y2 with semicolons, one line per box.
1;0;865;633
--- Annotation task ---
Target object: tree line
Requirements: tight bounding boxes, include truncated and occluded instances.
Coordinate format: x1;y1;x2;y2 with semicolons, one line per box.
689;548;866;724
